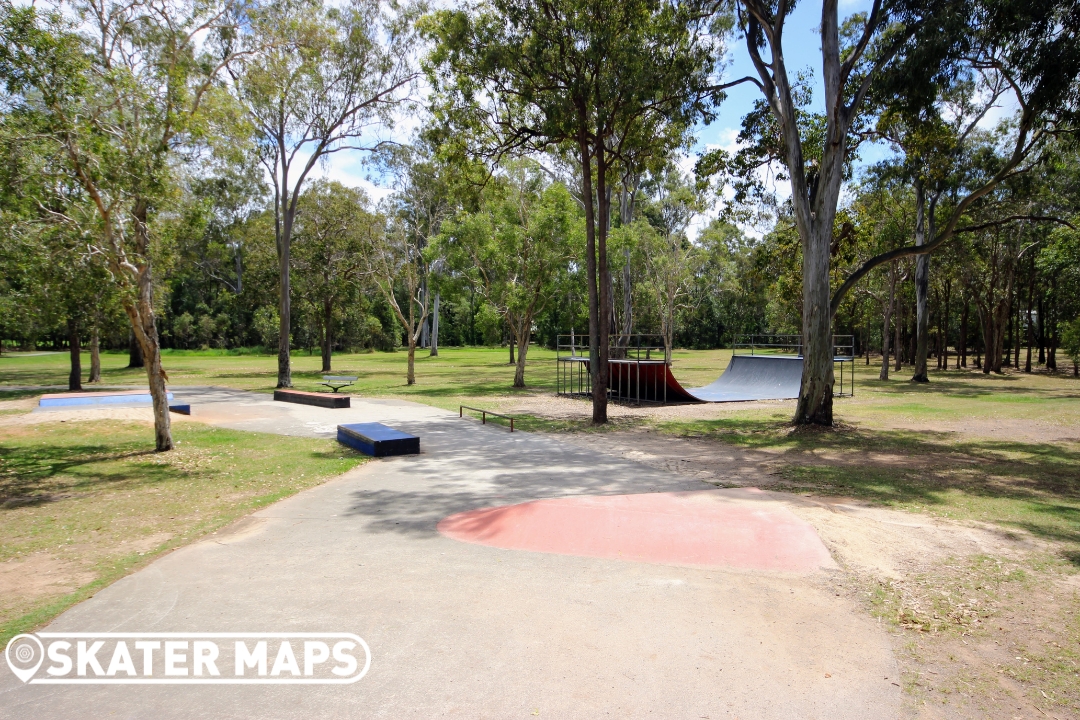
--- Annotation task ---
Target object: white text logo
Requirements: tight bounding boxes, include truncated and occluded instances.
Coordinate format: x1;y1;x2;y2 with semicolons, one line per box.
5;633;370;685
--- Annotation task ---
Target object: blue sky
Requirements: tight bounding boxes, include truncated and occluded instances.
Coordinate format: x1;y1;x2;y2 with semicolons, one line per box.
684;0;896;237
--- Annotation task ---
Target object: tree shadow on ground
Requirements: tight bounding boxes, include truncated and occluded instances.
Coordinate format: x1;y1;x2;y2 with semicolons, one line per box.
658;417;1080;557
0;442;179;508
339;417;698;538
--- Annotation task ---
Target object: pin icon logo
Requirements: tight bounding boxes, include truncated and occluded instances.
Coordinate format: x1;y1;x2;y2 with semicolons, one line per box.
5;634;44;683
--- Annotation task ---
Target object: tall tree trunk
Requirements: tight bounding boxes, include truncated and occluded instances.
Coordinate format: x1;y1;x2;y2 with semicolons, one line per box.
619;177;636;344
958;298;968;368
1004;287;1013;367
864;303;871;365
912;185;931;382
511;315;531;388
794;222;835;424
407;336;416;385
430;292;440;357
1025;258;1035;372
880;262;896;380
894;298;903;371
67;318;82;392
88;326;102;383
127;329;144;368
420;281;430;349
622;247;633;338
1047;279;1058;371
979;305;995;375
579;132;605;424
594;141;612;422
662;286;676;366
941;278;951;370
321;298;332;373
1013;277;1022;368
128;200;172;451
276;206;293;388
1037;294;1046;365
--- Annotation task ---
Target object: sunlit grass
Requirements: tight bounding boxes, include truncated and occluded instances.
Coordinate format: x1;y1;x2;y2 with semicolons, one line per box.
0;420;365;645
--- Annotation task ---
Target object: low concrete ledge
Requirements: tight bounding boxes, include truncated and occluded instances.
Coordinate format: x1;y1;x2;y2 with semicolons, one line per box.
337;422;419;457
168;404;191;415
39;390;174;407
274;389;350;409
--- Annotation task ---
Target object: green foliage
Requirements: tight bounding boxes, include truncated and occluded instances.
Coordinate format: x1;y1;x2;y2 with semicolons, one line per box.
253;306;281;349
1062;319;1080;373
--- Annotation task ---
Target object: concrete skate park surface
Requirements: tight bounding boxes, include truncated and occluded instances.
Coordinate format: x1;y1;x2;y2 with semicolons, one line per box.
0;387;902;719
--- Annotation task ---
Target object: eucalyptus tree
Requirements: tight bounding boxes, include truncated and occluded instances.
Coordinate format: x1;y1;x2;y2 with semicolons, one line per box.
424;0;723;423
713;0;1080;425
232;0;416;388
637;167;704;363
871;75;1007;382
435;161;577;387
291;180;378;372
371;138;459;358
365;212;427;385
0;0;242;451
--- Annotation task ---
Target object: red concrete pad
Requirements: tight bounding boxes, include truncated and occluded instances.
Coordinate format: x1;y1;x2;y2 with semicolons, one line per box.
437;490;836;573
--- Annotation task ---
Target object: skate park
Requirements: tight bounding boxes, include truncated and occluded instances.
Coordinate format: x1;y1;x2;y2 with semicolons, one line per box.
0;382;902;719
557;334;854;404
3;341;1076;719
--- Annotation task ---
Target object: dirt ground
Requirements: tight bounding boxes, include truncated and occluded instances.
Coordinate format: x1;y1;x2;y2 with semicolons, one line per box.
546;421;1080;719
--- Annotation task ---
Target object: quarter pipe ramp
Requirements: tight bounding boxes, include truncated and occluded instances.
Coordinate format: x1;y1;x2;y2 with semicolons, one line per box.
606;354;804;404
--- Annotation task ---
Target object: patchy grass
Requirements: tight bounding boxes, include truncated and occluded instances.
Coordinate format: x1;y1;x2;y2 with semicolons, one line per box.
864;552;1080;717
654;416;1080;564
0;346;563;408
0;420;365;646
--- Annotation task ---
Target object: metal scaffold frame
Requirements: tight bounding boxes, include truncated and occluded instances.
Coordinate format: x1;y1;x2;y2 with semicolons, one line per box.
556;333;673;406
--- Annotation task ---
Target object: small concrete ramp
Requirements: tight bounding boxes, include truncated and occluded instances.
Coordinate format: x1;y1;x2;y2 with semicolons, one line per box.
688;354;803;402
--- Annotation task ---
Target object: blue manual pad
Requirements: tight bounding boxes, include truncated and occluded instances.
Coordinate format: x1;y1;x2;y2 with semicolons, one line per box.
40;391;174;407
337;422;419;457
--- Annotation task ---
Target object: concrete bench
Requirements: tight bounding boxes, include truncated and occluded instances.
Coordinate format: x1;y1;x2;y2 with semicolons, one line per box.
39;390;174;407
320;375;357;392
273;389;350;409
337;423;419;457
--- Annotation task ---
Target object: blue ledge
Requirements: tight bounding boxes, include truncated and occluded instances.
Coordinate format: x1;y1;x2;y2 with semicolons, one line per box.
337;422;419;457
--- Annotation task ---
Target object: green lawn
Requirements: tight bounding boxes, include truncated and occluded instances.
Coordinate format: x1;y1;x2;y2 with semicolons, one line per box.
0;419;365;646
0;346;565;410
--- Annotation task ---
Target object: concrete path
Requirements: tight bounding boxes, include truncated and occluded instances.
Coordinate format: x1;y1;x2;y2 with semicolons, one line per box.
1;388;903;719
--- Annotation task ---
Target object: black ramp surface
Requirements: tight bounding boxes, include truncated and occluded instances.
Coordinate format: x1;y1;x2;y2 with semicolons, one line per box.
688;355;803;402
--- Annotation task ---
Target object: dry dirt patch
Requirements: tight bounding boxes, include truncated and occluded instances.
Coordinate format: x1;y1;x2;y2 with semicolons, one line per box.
555;427;1080;719
0;554;96;603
